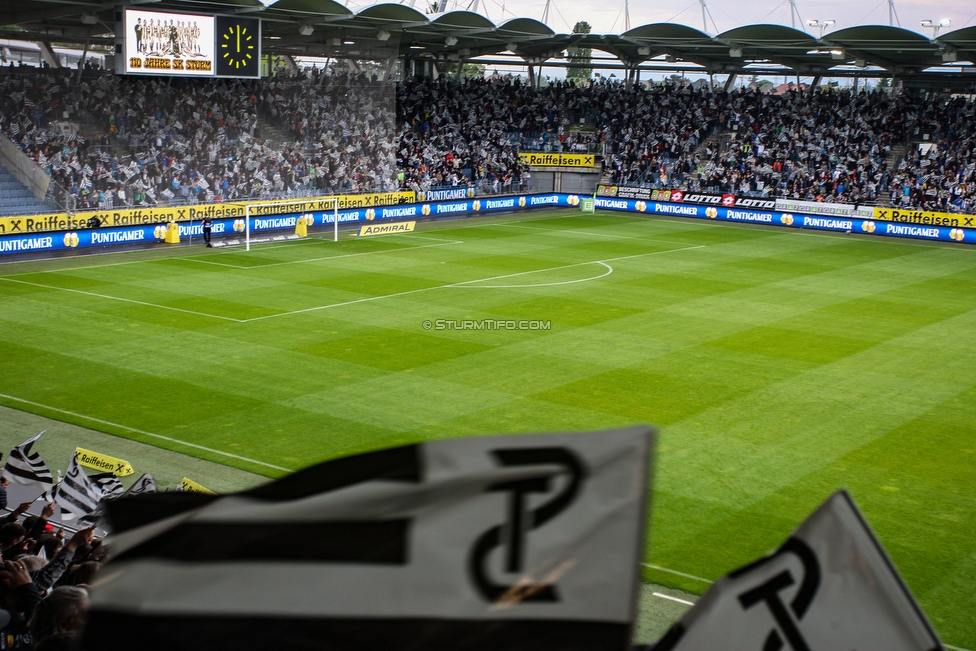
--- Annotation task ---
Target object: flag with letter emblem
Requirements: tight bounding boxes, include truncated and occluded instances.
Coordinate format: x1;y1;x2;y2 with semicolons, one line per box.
122;473;157;497
651;490;942;651
82;427;654;651
3;431;54;498
55;454;101;521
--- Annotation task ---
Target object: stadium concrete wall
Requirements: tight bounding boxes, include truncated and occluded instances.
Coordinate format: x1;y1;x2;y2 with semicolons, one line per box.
1;193;974;256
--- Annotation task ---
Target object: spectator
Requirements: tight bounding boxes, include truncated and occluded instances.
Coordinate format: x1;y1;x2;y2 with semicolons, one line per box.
28;587;88;648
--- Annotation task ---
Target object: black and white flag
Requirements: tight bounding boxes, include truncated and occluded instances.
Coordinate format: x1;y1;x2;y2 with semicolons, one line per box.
83;427;654;651
55;455;101;521
652;490;942;651
3;431;54;497
89;472;125;501
122;473;157;497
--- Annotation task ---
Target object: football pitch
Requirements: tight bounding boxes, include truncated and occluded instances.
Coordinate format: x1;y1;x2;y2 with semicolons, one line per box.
1;209;975;646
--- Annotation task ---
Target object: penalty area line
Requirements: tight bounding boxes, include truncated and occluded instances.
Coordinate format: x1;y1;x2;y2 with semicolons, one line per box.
0;392;291;473
182;237;463;270
652;592;695;606
641;563;713;584
0;277;243;323
243;244;705;322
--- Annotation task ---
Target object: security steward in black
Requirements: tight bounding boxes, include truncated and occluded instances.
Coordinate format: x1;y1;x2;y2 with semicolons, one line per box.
202;216;213;247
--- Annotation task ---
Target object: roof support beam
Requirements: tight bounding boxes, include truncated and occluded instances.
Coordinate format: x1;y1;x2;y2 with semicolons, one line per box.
38;41;61;68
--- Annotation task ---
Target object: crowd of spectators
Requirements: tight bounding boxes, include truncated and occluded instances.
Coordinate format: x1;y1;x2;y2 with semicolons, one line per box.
0;69;399;211
0;478;98;650
0;65;974;214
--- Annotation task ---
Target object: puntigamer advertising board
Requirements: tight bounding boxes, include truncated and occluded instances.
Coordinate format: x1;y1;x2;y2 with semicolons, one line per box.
4;193;976;256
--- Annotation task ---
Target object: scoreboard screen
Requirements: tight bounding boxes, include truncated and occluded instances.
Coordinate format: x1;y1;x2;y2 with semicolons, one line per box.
121;9;260;79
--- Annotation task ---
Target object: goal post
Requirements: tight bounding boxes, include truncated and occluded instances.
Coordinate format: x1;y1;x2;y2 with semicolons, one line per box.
242;197;340;251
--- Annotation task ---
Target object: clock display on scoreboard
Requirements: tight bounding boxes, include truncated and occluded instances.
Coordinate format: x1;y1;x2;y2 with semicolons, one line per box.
215;16;260;78
122;9;261;78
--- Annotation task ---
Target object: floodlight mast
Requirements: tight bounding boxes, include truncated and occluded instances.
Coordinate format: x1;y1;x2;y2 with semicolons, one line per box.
698;0;718;35
788;0;803;30
888;0;900;26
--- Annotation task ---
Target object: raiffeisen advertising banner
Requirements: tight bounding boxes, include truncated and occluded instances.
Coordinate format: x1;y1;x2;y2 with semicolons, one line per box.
4;193;973;256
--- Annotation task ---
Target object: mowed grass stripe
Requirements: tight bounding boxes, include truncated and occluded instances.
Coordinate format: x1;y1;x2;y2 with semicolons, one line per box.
0;210;973;645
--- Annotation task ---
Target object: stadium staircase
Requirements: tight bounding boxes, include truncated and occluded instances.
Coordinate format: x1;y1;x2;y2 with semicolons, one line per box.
875;142;909;206
689;130;734;183
0;162;51;216
255;115;294;152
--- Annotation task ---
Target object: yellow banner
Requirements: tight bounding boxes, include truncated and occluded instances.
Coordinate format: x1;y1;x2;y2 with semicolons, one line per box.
872;207;975;228
0;192;417;235
518;152;596;168
180;477;215;494
75;447;134;476
359;221;416;236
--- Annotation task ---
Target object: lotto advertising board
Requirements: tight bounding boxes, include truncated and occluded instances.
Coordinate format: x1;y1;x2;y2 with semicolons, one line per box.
593;197;975;244
122;9;260;79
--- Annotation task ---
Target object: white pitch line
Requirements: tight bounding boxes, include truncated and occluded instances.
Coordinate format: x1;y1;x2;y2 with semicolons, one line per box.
0;232;457;276
182;238;463;270
945;644;974;651
642;563;714;584
459;262;613;288
243;244;705;322
498;222;693;246
0;393;290;472
0;276;244;322
1;238;704;324
652;592;695;606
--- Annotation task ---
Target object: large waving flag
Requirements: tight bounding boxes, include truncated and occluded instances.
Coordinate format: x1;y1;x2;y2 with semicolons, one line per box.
3;431;54;498
122;473;157;497
55;454;101;521
83;427;654;651
652;490;942;651
89;472;125;501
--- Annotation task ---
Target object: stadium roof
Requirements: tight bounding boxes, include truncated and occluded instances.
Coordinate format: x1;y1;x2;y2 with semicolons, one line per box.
2;0;975;77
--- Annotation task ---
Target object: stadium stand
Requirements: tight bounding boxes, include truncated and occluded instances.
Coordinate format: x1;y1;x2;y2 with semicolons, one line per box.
0;67;974;215
0;166;50;217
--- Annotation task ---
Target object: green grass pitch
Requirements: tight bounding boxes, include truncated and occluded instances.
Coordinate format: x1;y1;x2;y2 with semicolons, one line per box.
1;209;974;646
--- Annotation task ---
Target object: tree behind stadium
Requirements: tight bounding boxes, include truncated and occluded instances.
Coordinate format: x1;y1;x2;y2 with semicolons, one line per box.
567;21;592;81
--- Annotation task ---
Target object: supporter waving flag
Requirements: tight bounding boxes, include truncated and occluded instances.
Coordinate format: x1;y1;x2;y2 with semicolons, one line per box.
122;473;157;497
3;431;54;499
651;491;942;651
89;472;125;501
83;427;654;651
55;454;101;521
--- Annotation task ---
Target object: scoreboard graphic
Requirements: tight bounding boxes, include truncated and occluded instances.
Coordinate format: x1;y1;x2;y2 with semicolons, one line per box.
121;9;260;79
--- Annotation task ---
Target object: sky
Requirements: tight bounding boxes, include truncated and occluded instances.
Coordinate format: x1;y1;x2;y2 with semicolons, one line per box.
344;0;976;37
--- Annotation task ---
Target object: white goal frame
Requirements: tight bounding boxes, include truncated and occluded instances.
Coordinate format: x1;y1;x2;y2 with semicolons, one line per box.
242;197;340;251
